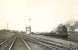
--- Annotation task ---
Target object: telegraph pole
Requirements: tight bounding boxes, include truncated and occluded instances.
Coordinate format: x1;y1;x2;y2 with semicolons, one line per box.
7;23;8;29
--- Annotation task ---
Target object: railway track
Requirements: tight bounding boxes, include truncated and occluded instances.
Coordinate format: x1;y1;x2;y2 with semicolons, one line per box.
0;33;78;50
24;37;66;50
8;38;16;50
10;36;31;50
24;38;52;50
24;35;78;50
0;40;8;46
0;35;16;46
0;34;31;50
0;36;16;50
22;39;31;50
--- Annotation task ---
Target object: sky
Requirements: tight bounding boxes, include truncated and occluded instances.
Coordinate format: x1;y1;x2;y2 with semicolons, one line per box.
0;0;78;32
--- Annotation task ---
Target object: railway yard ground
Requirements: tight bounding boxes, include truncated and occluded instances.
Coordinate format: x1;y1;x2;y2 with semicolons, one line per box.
0;30;78;50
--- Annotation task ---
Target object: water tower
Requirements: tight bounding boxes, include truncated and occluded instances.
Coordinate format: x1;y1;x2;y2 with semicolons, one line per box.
26;18;31;34
26;26;31;34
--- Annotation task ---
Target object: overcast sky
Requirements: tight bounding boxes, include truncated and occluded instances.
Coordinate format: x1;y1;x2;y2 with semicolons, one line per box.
0;0;78;32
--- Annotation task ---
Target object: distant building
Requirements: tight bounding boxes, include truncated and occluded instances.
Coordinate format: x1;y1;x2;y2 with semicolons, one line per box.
26;26;31;34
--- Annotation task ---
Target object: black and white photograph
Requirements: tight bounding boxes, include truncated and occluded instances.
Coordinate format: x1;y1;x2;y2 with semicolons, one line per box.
0;0;78;50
